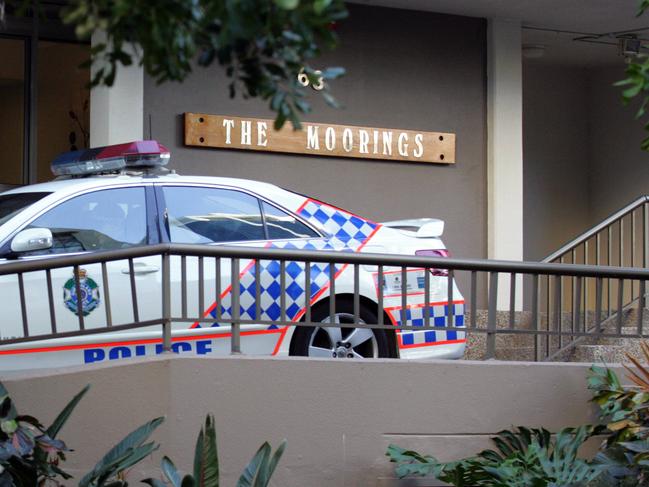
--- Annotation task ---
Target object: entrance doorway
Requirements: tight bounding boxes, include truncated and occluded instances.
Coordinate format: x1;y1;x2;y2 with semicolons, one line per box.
0;34;89;189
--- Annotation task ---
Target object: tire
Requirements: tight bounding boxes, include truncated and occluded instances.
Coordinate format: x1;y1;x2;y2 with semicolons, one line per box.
290;298;392;358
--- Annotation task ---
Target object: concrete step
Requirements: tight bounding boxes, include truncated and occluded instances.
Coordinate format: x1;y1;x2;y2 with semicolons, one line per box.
463;344;536;361
574;345;630;364
588;330;646;345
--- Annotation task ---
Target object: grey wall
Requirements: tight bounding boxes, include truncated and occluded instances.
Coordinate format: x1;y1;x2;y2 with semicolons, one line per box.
1;356;609;486
144;5;487;259
523;63;649;262
588;66;649;223
523;64;590;261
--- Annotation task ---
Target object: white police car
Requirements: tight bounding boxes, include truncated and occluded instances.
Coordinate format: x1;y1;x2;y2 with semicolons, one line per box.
0;141;465;370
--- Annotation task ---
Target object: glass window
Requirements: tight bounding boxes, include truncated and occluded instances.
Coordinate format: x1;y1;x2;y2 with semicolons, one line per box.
0;192;50;226
37;41;90;182
0;38;25;186
23;187;146;254
262;202;318;239
163;187;265;243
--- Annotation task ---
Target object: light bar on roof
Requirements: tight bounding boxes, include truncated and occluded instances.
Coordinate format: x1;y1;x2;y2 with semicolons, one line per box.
51;140;171;176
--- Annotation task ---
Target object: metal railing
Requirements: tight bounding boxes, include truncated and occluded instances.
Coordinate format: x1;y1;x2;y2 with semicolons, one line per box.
2;243;649;362
541;195;649;360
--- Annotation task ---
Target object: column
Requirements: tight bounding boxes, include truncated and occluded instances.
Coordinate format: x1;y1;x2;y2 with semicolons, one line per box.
487;19;523;309
90;31;143;147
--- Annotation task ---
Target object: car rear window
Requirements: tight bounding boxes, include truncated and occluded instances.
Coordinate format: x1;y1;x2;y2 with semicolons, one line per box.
0;192;51;226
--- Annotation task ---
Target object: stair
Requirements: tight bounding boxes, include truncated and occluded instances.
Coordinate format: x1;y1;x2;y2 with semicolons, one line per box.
566;320;649;363
461;309;649;363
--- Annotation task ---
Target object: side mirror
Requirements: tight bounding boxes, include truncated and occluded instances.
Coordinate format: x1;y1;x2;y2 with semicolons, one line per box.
11;228;53;253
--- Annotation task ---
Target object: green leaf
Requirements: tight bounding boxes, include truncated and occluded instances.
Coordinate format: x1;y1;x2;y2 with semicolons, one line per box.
623;83;643;99
47;384;89;439
270;92;286;112
79;417;164;487
255;440;286;487
274;0;299;10
640;0;649;16
0;382;17;421
274;110;287;130
193;414;219;487
321;66;345;79
294;99;311;114
322;91;341;109
314;0;332;14
1;419;17;434
161;456;183;487
237;442;270;487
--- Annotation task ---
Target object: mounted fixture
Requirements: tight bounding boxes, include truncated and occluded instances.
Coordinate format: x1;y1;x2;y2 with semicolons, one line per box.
297;68;324;91
522;44;546;59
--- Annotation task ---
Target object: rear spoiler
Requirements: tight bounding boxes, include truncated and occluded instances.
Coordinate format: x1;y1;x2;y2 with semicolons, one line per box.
381;218;444;238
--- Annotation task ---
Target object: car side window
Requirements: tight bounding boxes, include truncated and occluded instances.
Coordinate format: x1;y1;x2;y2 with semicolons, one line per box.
262;202;318;239
162;187;265;243
22;187;147;255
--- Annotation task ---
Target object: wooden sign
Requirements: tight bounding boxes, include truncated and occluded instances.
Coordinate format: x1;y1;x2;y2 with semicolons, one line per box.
184;113;455;164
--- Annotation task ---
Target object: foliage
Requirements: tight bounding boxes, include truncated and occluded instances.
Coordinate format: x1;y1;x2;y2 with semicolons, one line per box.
79;417;163;487
0;382;285;487
143;414;286;487
615;0;649;150
387;425;603;487
56;0;348;129
0;382;89;486
588;342;649;485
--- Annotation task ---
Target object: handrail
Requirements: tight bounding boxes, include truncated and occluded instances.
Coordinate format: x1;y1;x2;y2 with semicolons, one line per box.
543;195;649;263
3;243;649;280
539;194;649;361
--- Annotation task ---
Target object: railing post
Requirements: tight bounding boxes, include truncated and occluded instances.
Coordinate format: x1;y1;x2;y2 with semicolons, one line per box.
638;280;646;336
231;258;241;354
531;274;539;361
161;251;172;353
485;271;498;359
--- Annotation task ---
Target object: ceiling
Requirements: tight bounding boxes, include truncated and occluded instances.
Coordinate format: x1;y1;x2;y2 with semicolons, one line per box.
351;0;649;66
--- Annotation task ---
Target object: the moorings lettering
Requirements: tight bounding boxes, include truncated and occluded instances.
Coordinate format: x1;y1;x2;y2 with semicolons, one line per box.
184;113;455;164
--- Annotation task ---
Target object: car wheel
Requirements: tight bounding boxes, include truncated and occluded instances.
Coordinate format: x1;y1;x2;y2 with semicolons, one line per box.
290;298;391;358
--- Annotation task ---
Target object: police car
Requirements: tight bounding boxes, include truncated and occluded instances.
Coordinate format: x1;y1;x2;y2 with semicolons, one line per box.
0;141;465;370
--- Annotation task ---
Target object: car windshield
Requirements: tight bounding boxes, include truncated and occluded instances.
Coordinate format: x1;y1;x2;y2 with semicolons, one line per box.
0;192;51;226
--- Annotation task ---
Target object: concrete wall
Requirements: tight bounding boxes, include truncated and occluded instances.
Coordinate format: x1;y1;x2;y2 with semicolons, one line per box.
523;64;591;261
144;5;487;260
1;356;612;486
588;66;649;224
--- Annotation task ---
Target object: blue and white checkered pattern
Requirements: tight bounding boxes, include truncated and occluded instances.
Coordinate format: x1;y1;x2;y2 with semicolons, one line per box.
393;303;466;346
207;256;337;327
298;200;378;247
200;200;379;328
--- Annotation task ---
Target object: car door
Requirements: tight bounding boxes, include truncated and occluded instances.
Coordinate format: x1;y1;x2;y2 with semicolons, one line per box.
0;185;161;341
156;184;289;355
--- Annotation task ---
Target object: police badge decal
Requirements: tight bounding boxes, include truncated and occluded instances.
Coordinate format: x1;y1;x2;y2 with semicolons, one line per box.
63;268;100;316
